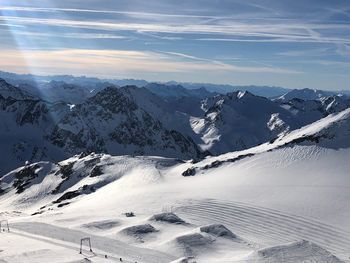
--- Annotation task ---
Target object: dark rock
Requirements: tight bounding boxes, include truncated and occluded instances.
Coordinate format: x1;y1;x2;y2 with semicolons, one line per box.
182;167;196;177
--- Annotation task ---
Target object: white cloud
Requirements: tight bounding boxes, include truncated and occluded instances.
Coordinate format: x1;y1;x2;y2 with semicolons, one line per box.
0;48;301;77
0;6;220;19
1;12;350;45
3;30;128;39
336;44;350;56
277;48;331;57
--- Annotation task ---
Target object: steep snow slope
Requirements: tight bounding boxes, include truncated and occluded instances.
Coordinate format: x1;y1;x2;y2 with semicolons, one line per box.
274;107;350;149
2;108;350;262
189;107;350;169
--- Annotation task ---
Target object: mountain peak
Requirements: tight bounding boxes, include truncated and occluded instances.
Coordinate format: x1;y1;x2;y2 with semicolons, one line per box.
0;78;33;100
275;88;340;102
237;90;255;99
224;90;256;101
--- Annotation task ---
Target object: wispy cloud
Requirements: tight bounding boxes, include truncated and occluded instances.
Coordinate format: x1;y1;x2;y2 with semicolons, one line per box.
0;2;349;89
162;51;213;62
0;48;301;76
161;51;300;73
0;6;222;19
324;7;350;19
277;48;331;57
0;30;128;40
1;14;350;45
0;22;24;28
336;44;350;56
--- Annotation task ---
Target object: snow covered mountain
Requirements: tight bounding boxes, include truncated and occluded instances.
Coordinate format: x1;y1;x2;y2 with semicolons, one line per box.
116;88;328;155
2;76;350;174
49;86;202;159
189;90;350;154
1;108;350;262
188;107;350;172
190;91;305;154
280;96;350;122
275;107;350;149
0;80;203;176
275;88;345;102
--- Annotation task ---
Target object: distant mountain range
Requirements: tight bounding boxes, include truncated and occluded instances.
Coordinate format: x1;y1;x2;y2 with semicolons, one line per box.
165;81;291;98
0;71;349;175
2;70;348;99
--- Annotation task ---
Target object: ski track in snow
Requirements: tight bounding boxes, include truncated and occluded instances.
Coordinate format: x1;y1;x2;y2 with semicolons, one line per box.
7;229;165;263
10;222;175;263
175;199;350;261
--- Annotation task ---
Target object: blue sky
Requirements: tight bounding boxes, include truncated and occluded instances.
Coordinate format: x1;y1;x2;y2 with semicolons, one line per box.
0;0;349;90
